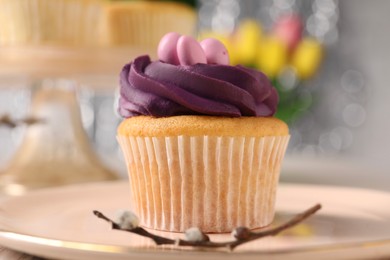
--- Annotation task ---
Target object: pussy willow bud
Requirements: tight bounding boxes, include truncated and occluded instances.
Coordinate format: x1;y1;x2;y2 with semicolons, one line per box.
115;210;139;229
232;227;252;240
185;227;210;242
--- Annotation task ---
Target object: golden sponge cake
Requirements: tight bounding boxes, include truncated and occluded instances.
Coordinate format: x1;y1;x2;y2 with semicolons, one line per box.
118;115;288;137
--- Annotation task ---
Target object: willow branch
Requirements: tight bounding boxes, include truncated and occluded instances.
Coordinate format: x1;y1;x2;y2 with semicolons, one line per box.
93;203;321;251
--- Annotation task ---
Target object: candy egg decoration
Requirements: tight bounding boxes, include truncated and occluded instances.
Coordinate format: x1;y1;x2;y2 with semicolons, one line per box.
200;38;230;65
158;33;231;66
157;32;181;65
177;35;207;65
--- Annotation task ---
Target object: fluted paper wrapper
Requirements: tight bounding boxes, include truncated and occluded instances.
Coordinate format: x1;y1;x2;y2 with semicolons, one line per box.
118;135;290;233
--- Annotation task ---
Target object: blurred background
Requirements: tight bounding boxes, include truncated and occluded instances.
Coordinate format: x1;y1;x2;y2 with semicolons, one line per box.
0;0;389;194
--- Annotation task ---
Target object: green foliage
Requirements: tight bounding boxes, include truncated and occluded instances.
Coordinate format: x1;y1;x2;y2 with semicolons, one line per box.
273;79;313;124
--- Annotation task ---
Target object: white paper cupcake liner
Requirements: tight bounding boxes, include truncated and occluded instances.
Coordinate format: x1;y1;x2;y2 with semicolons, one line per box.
118;135;290;233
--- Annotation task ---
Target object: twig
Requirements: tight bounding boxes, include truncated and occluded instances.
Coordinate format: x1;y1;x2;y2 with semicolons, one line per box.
93;211;174;245
93;203;321;251
227;203;321;250
0;114;43;128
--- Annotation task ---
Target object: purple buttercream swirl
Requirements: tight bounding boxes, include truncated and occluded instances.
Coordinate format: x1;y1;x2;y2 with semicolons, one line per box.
119;55;278;118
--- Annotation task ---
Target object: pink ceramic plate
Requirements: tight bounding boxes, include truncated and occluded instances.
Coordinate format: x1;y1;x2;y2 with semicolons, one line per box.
0;181;389;260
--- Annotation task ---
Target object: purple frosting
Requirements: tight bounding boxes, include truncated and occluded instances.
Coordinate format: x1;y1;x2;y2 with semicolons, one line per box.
119;55;278;118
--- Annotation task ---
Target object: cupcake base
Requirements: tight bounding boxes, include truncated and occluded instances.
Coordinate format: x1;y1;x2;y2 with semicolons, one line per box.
118;134;289;233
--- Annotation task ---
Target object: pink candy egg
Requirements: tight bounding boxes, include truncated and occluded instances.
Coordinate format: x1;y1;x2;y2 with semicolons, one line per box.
177;35;207;66
157;32;181;65
200;38;230;65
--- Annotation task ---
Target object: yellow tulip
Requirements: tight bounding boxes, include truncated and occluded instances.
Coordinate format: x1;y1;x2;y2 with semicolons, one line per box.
234;19;262;65
256;36;288;78
291;38;323;79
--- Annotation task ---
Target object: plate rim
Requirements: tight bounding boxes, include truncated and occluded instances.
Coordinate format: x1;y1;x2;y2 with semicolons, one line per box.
0;229;390;258
1;181;390;258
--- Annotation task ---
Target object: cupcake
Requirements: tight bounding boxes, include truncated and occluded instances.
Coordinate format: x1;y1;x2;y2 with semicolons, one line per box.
101;1;196;47
117;33;289;233
0;0;195;48
0;0;104;46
